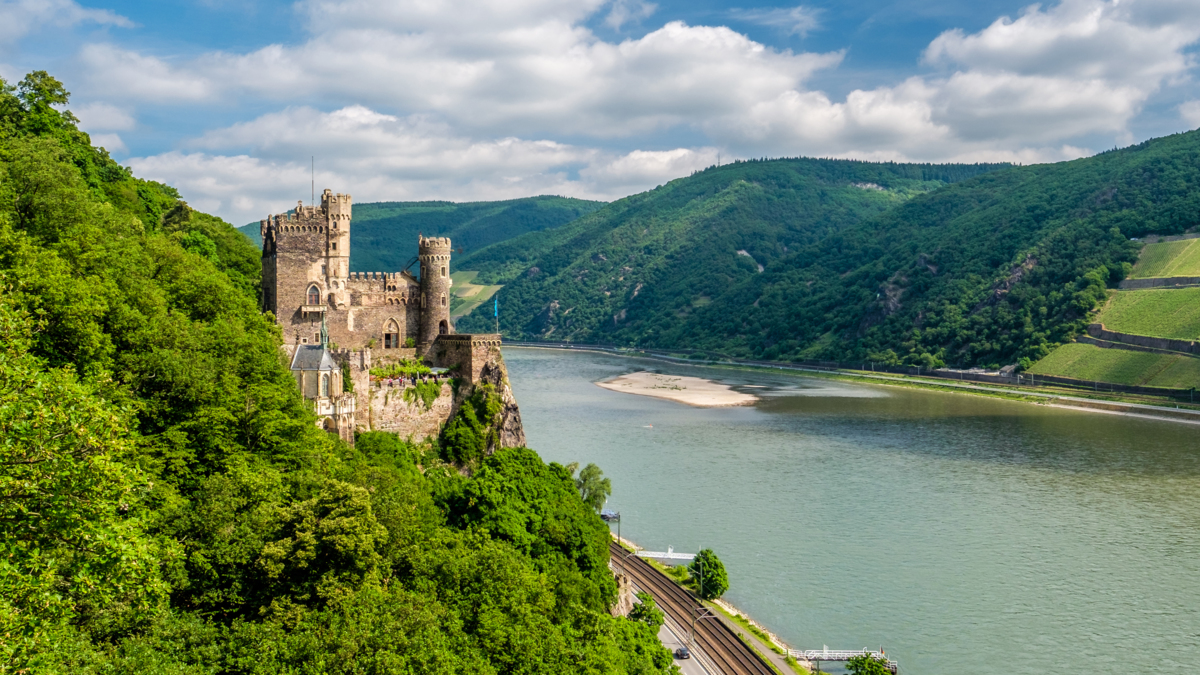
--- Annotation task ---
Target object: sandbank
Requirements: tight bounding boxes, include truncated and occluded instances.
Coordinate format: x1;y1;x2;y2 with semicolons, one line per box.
596;371;758;407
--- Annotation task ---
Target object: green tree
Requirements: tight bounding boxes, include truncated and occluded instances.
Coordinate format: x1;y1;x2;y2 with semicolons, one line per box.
575;463;612;512
688;549;729;600
0;301;168;668
628;592;664;631
439;383;501;464
846;653;892;675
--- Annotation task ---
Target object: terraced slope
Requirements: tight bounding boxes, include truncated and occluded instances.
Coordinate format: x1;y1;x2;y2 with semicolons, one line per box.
1130;238;1200;278
1027;343;1200;388
1099;288;1200;340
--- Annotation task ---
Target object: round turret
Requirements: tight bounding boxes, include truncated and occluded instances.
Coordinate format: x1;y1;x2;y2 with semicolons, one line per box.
417;236;453;351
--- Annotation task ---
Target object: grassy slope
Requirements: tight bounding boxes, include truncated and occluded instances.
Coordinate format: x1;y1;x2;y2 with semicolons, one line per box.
1027;343;1200;387
450;270;503;320
238;196;605;271
1099;288;1200;339
1129;238;1200;278
457;158;1010;346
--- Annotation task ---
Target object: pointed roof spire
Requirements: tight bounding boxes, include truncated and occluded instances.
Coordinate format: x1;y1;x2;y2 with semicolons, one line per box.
320;314;329;347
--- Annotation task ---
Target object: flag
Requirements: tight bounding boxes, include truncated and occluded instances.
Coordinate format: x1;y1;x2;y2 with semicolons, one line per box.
494;297;498;317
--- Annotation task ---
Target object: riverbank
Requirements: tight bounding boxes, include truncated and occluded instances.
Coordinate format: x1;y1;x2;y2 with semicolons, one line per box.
508;342;1200;426
596;371;758;407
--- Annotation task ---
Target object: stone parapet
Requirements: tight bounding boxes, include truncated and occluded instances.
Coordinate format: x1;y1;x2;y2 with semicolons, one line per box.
431;334;502;383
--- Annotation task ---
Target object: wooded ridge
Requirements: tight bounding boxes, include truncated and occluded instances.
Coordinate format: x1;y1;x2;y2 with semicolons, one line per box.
457;134;1200;370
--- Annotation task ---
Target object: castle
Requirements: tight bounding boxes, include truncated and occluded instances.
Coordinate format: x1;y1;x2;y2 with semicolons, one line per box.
260;188;452;353
260;189;522;448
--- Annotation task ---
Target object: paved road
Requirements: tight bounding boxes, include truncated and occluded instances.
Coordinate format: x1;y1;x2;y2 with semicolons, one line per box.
657;622;712;675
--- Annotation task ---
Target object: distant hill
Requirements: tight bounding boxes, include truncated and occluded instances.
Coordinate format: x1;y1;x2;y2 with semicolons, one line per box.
458;132;1200;369
238;196;605;273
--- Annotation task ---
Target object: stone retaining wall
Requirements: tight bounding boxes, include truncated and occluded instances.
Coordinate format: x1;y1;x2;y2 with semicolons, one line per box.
1076;335;1182;356
1086;323;1200;355
1118;277;1200;290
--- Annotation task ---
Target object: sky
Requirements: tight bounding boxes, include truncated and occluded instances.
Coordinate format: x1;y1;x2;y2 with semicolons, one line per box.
2;0;1199;225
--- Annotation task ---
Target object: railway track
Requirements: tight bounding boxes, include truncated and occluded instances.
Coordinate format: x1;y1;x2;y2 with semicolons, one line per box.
610;542;776;675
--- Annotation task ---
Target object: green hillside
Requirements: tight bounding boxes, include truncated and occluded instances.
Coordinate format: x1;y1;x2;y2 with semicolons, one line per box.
457;159;1010;345
1099;288;1200;339
1;72;671;673
239;196;605;272
1027;343;1200;387
459;131;1200;369
1130;238;1200;278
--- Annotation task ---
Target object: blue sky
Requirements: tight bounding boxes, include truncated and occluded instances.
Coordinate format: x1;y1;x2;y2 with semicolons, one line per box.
2;0;1199;224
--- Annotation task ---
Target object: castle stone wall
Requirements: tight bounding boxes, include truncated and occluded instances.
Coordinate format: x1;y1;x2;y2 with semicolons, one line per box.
431;334;502;382
367;381;455;441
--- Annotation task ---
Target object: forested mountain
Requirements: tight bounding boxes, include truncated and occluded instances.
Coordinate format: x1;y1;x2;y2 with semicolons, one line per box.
239;196;605;272
1;72;671;673
458;134;1200;368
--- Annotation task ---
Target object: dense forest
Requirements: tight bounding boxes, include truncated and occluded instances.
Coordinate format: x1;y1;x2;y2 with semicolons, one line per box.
238;197;605;273
1;72;673;674
458;136;1200;368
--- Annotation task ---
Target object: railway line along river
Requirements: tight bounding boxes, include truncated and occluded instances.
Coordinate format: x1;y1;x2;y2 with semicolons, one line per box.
503;346;1200;675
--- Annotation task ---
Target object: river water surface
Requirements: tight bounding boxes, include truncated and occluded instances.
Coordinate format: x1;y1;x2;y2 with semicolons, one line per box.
503;347;1200;675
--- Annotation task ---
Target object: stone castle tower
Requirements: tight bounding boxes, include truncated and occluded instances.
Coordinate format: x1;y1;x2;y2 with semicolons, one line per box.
418;236;452;350
260;188;453;353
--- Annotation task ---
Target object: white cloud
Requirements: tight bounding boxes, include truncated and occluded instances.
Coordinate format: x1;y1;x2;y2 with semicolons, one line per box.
0;0;131;47
73;0;1200;220
89;132;126;154
78;7;844;138
605;0;657;30
1182;101;1200;127
716;0;1200;157
130;105;716;224
73;102;135;131
730;5;822;37
80;44;216;102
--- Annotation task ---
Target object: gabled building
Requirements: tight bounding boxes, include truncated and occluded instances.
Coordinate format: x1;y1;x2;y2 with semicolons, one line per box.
289;320;356;445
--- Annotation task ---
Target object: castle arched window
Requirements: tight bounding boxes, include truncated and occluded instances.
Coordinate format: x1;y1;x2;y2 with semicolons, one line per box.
320;374;329;398
307;285;320;305
441;295;446;307
384;319;400;349
439;320;449;335
441;266;447;277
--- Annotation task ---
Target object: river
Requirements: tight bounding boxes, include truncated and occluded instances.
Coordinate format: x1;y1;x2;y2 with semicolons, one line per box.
502;347;1200;675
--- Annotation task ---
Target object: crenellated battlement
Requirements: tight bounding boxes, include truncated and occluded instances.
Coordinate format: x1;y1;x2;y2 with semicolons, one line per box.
419;236;452;254
348;272;406;281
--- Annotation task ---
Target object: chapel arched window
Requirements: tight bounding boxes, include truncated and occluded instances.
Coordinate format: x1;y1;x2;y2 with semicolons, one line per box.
384;319;400;349
307;285;320;305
